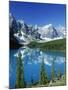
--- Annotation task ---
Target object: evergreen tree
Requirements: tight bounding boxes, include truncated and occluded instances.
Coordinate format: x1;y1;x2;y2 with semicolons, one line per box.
39;58;48;85
15;52;26;88
51;56;55;82
57;69;62;80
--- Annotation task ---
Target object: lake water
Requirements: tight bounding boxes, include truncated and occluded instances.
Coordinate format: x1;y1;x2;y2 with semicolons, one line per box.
9;47;65;88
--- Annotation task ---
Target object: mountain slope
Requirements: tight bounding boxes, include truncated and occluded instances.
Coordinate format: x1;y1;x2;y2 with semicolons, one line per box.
38;24;59;39
28;38;66;52
9;13;66;48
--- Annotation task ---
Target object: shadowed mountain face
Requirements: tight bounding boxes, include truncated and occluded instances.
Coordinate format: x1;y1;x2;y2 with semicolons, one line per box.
9;13;66;48
9;14;21;48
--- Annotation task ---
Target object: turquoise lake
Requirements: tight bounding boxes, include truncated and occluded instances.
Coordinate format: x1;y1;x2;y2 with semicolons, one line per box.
9;47;65;88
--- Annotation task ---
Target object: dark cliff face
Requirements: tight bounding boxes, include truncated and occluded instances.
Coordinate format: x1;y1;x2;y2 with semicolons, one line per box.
10;36;22;49
9;14;22;49
9;14;42;49
9;13;65;49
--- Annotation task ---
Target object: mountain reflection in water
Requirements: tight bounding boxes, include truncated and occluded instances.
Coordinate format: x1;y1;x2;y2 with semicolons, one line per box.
9;47;65;88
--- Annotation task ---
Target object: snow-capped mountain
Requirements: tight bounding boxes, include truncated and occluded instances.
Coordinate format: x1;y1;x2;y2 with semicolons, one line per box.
38;24;59;39
57;26;66;38
14;30;32;45
9;13;66;46
9;13;18;33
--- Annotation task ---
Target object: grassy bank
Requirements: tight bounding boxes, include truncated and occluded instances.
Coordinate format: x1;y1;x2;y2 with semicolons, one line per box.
27;38;66;52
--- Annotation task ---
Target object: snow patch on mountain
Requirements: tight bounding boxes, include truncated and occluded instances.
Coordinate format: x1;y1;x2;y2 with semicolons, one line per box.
14;31;30;45
38;24;59;39
10;13;66;45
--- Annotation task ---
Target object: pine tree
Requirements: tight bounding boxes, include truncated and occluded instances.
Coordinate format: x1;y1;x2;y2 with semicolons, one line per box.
57;69;62;80
51;56;55;82
15;52;26;88
39;58;48;85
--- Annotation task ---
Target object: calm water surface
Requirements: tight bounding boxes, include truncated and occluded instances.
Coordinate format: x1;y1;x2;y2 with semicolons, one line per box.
9;47;65;88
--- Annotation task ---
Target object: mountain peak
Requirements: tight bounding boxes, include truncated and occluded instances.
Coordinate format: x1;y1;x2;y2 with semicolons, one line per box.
9;13;66;44
45;24;53;28
34;24;38;30
17;18;25;25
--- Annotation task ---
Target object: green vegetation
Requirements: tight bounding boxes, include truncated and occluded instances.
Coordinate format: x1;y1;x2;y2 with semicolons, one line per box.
39;58;48;85
27;38;66;52
57;69;62;80
15;52;26;88
48;75;66;86
51;57;55;82
15;49;66;88
49;56;66;86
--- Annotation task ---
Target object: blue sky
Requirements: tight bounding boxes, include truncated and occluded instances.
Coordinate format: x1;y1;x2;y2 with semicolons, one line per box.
9;1;66;27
